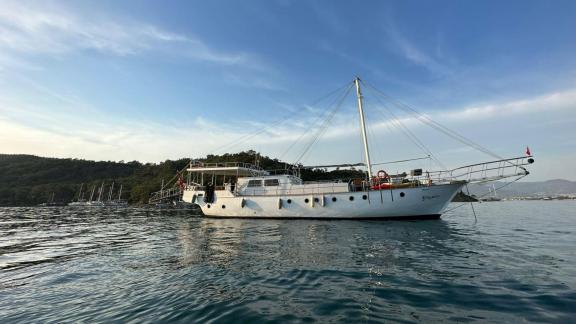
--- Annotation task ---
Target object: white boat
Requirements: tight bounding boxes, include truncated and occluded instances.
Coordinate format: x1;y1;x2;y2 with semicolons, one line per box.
105;183;128;207
68;183;90;206
178;78;534;219
68;182;128;207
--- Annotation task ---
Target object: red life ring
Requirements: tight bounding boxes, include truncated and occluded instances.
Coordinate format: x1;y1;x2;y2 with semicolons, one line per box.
372;183;392;190
371;170;391;190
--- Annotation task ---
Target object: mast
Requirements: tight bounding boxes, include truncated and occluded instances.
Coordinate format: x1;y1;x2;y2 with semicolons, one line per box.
98;182;104;202
118;184;123;200
78;183;84;201
89;185;95;202
108;182;114;201
354;77;373;179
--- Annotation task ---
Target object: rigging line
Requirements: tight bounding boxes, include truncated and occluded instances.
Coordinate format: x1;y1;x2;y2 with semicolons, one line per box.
371;156;431;166
443;173;527;213
363;90;435;159
363;95;434;161
366;113;380;172
280;82;355;161
211;80;355;155
363;87;446;170
363;81;510;164
465;183;478;224
294;85;353;165
373;87;524;169
293;84;354;165
363;88;447;170
282;84;353;162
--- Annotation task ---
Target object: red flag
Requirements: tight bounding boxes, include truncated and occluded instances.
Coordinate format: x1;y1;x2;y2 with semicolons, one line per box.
525;146;531;156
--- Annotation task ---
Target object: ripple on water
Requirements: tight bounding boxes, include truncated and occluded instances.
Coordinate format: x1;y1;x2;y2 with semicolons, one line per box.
0;202;576;322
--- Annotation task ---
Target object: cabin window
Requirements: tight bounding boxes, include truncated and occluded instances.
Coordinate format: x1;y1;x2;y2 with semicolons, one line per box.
247;180;263;187
264;179;280;187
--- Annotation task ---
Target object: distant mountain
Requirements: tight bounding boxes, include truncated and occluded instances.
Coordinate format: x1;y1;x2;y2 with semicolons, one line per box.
467;179;576;198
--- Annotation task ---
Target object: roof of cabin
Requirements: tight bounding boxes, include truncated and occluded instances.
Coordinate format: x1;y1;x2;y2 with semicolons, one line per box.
186;162;269;176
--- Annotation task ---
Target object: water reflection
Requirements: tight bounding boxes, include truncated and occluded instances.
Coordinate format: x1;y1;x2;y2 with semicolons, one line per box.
174;217;467;271
1;204;575;323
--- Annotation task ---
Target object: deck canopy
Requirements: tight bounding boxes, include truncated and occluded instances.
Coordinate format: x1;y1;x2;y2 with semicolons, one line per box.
186;161;269;177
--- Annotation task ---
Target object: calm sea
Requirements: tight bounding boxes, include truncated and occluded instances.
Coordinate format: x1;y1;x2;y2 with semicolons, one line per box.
1;201;575;323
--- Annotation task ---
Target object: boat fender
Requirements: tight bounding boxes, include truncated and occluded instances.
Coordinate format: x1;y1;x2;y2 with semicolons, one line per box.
278;198;282;209
321;195;325;207
241;198;246;208
192;194;197;204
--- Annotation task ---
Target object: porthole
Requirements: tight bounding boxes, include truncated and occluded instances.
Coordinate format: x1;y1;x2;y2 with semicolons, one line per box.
305;198;310;203
400;192;405;198
287;199;292;204
349;196;354;201
332;197;337;202
207;204;211;208
362;195;368;200
222;205;226;209
314;197;319;203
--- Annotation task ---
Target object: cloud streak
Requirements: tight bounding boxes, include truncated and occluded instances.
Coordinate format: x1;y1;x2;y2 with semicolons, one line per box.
0;0;265;68
382;15;453;76
440;89;576;121
2;84;574;163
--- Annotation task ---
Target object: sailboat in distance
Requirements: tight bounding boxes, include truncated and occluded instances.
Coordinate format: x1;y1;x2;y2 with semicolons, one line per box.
174;77;534;219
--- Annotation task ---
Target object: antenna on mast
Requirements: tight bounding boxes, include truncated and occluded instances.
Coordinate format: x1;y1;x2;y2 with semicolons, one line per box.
354;77;373;179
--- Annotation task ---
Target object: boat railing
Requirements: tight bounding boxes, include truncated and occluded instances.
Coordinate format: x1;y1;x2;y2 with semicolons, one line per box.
148;186;182;204
232;181;351;196
404;156;534;185
188;161;266;171
181;156;533;196
266;168;299;176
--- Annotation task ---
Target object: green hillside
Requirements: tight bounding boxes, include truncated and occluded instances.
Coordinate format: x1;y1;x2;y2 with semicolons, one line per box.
0;151;365;206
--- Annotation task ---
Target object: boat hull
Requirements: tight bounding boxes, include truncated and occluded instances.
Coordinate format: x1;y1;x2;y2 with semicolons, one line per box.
184;183;463;219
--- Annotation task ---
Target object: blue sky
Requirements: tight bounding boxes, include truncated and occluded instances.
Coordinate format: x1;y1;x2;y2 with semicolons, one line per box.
0;0;575;180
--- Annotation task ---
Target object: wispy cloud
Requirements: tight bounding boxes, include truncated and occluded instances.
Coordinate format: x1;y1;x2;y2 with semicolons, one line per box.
440;89;576;121
0;0;266;69
1;84;574;180
382;16;453;76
